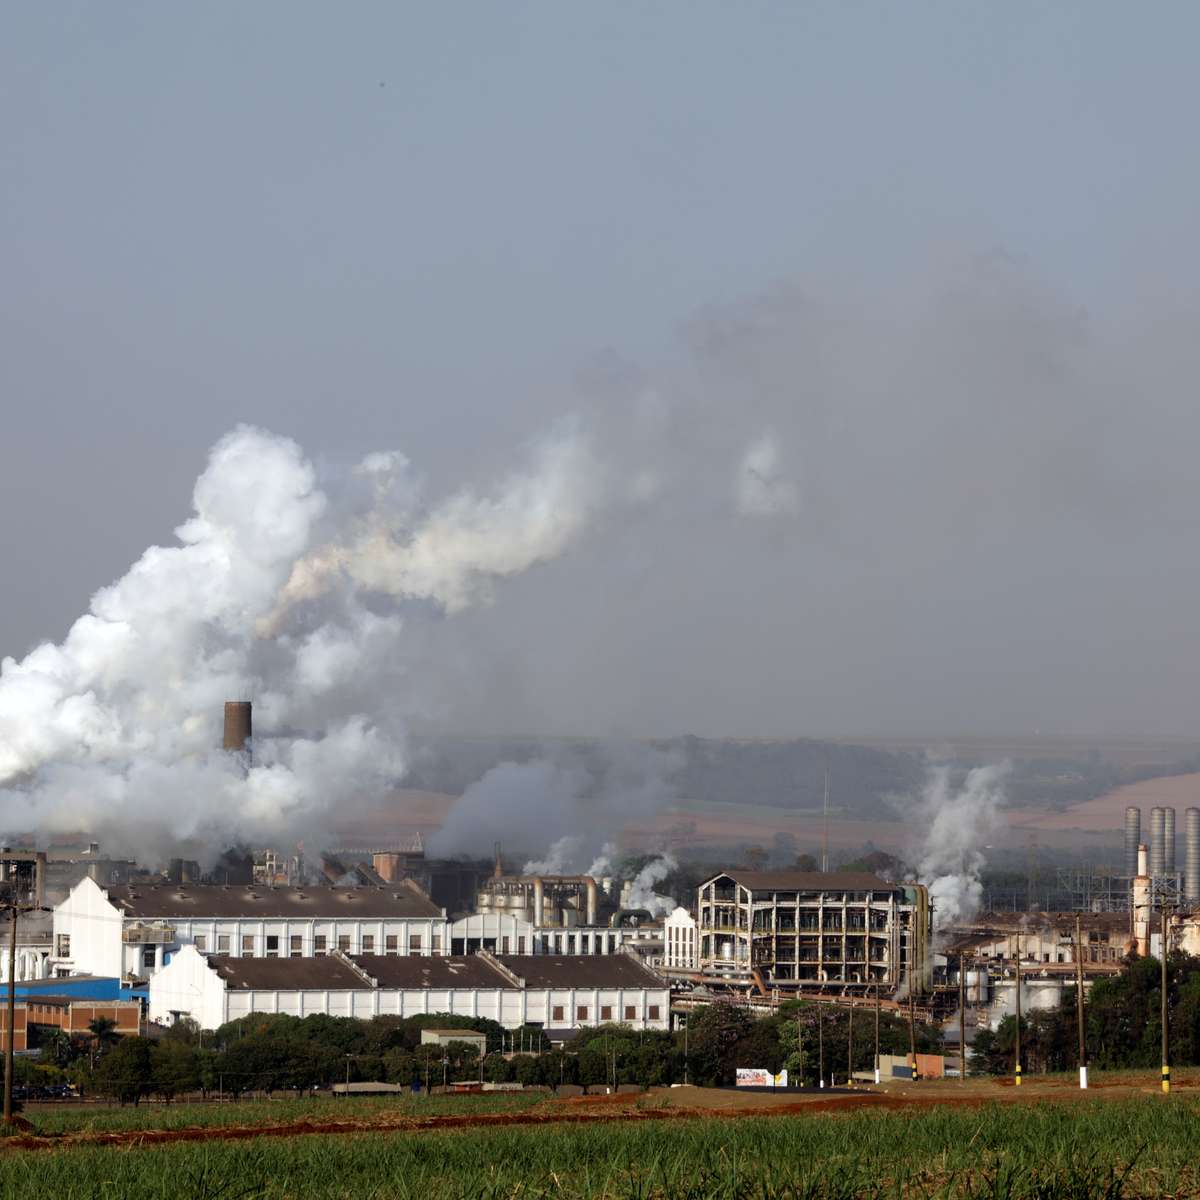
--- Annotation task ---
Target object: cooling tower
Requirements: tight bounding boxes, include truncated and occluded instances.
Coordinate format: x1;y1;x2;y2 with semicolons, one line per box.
223;700;252;755
1186;808;1200;903
1149;806;1166;877
1124;806;1141;878
1165;806;1177;875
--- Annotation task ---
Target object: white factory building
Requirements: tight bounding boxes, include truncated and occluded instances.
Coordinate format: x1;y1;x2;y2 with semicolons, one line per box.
149;946;671;1033
52;878;449;982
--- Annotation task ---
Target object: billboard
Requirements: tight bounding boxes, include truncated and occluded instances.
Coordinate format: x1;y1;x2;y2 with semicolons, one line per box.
735;1068;788;1088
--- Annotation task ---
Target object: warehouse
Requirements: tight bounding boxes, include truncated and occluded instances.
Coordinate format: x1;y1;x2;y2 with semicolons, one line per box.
148;945;670;1033
52;877;450;982
696;870;932;992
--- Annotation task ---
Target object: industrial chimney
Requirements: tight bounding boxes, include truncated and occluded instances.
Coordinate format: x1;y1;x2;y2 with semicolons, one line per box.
1123;806;1141;878
223;700;252;757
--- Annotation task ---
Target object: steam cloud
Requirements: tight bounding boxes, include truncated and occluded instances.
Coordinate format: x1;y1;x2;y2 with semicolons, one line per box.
909;763;1008;924
0;405;769;866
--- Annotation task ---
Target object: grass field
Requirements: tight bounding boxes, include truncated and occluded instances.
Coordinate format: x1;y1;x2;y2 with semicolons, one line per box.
3;1093;1199;1198
20;1091;542;1136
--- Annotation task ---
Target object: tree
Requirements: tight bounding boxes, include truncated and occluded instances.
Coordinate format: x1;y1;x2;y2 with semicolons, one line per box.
92;1037;153;1105
152;1040;201;1103
87;1016;121;1068
41;1027;74;1068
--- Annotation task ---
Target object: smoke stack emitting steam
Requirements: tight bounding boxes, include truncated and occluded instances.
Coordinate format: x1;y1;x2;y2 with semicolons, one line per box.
223;701;252;756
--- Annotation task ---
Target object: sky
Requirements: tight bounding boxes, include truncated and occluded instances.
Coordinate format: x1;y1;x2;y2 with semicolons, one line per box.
5;3;1200;743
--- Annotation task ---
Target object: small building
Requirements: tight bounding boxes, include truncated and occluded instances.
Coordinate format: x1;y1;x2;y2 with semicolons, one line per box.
420;1028;488;1052
148;946;671;1033
664;907;699;971
0;995;140;1052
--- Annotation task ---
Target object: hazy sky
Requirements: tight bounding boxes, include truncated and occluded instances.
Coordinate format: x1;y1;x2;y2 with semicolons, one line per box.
5;3;1200;741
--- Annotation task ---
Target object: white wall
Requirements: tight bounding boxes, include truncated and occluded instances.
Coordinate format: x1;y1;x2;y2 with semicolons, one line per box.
664;908;698;970
148;945;229;1030
52;877;123;978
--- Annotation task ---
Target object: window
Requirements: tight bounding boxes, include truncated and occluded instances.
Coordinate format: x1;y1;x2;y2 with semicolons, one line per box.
385;935;398;955
217;935;230;953
55;934;70;957
337;935;351;952
431;933;441;952
142;948;155;969
362;935;374;953
264;935;279;958
194;935;207;952
516;937;524;954
290;935;303;957
314;935;327;956
576;1005;589;1022
241;935;254;956
624;1006;636;1021
648;1005;660;1020
552;1005;564;1022
409;934;422;952
600;1005;612;1021
501;937;510;953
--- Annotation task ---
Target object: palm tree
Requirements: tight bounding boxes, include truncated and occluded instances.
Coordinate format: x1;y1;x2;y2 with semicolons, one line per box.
87;1016;120;1068
43;1027;73;1067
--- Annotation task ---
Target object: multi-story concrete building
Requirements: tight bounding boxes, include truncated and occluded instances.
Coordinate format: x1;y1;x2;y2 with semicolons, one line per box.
149;946;671;1033
696;870;931;992
663;907;699;972
52;877;449;982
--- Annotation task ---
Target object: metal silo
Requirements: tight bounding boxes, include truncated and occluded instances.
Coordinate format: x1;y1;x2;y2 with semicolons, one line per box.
1124;806;1141;878
1165;807;1177;876
1185;808;1200;902
1150;807;1166;877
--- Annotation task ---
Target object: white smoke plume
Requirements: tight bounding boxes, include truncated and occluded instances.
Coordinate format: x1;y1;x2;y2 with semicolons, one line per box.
908;763;1008;925
1;420;706;867
523;835;584;876
735;433;799;518
621;853;678;915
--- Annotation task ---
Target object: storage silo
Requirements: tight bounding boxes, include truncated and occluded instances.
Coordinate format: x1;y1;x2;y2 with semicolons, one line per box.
1185;808;1200;903
1165;807;1177;876
1149;807;1166;877
1124;806;1141;878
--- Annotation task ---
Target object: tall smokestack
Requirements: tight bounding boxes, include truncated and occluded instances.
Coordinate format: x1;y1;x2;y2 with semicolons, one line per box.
1150;807;1166;877
1185;808;1200;903
223;700;252;757
1124;806;1141;878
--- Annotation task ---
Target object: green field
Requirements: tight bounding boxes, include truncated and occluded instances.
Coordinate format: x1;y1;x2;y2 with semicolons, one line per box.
2;1096;1198;1199
20;1091;542;1136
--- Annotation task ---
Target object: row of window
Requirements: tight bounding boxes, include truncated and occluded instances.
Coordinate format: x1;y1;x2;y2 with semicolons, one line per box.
549;1004;661;1023
189;932;438;957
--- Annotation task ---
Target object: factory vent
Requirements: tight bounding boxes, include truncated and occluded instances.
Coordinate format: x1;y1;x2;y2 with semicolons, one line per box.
223;700;252;761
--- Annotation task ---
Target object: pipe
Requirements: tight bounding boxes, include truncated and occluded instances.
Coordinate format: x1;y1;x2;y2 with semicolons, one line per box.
586;877;598;926
533;878;544;927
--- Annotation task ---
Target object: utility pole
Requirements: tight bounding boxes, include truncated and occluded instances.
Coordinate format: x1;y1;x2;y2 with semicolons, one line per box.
821;765;830;873
1161;906;1171;1095
907;980;918;1082
683;1016;689;1086
797;1009;804;1088
958;954;967;1084
818;1003;824;1088
1075;916;1087;1090
873;985;881;1085
847;999;854;1085
3;906;16;1128
1014;929;1022;1088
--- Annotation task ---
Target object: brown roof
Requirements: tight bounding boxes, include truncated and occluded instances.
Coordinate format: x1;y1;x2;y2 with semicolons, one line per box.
21;996;141;1009
707;870;900;892
208;955;369;991
101;881;442;920
493;954;665;989
348;955;511;989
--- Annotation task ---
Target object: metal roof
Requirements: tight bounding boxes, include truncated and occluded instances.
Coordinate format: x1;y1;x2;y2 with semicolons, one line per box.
99;881;443;920
348;955;511;989
493;954;665;989
207;955;369;991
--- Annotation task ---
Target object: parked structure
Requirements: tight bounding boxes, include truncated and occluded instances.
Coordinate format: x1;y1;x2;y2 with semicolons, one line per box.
696;870;931;992
149;946;670;1033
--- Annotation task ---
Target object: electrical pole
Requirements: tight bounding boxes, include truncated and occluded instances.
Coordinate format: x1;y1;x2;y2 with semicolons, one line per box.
818;1004;824;1088
1075;916;1087;1090
907;980;918;1082
797;1009;804;1088
847;999;854;1086
873;985;880;1085
1161;906;1170;1095
1014;930;1022;1087
958;954;967;1084
3;906;17;1128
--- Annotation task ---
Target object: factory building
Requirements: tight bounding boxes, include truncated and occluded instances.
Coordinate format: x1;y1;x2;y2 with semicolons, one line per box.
149;945;670;1033
696;870;931;992
51;877;449;983
664;907;699;971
